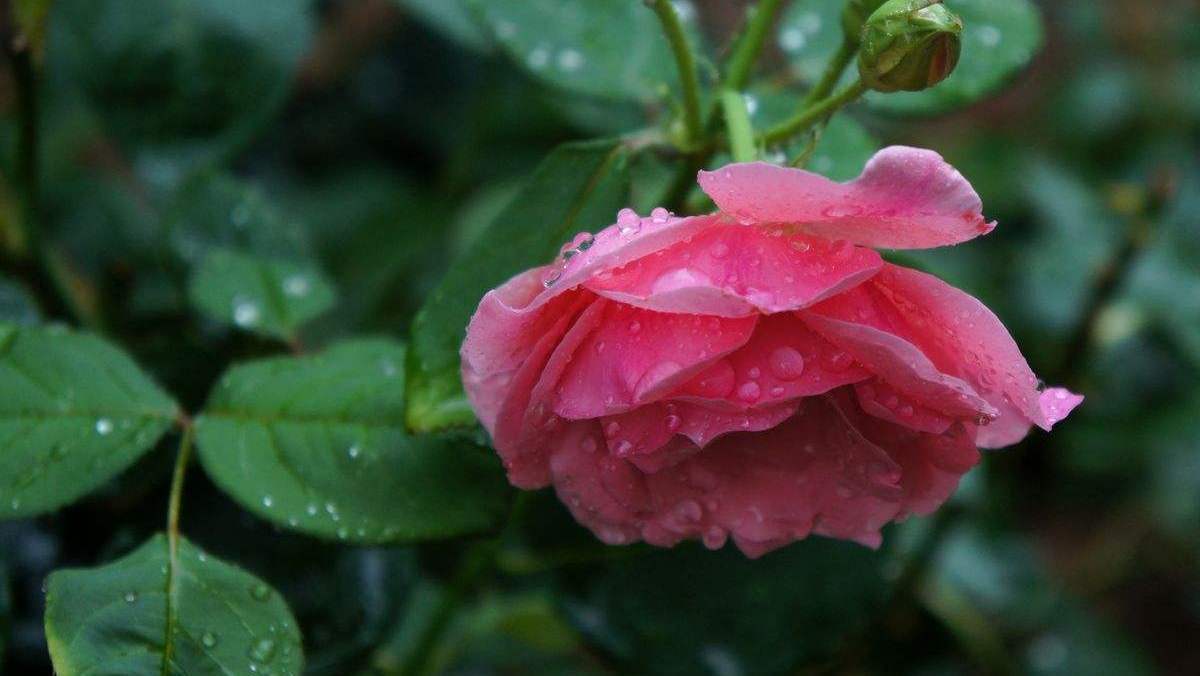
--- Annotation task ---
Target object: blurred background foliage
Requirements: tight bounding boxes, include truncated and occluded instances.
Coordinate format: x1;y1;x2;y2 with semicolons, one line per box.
0;0;1198;674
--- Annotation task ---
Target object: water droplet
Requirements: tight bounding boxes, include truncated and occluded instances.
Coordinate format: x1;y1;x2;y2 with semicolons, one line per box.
665;414;682;432
711;242;730;258
261;495;274;508
348;444;361;459
250;583;272;602
614;440;633;455
124;592;138;603
702;526;727;550
232;297;260;327
823;205;863;218
306;503;318;516
542;268;562;288
556;48;584;71
628;320;641;334
978;24;1001;48
10;498;20;510
617;208;640;234
576;233;595;250
768;347;806;381
527;45;549;69
604;421;621;437
830;239;852;259
650;207;671;223
248;638;277;663
202;632;218;649
736;381;761;402
282;275;310;297
95;418;114;435
790;239;811;253
747;367;761;379
779;27;806;52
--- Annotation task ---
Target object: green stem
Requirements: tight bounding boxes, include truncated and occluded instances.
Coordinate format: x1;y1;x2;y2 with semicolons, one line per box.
163;421;194;670
723;0;789;92
761;79;867;146
720;90;757;163
804;37;858;105
166;421;194;551
647;0;703;145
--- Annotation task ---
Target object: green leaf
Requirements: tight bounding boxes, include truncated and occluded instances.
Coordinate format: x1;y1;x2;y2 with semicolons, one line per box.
0;277;40;325
194;339;510;543
188;249;336;342
566;540;890;674
166;172;314;266
395;0;492;53
407;139;631;432
46;0;315;178
44;534;304;675
0;324;178;519
468;0;702;102
780;0;1043;115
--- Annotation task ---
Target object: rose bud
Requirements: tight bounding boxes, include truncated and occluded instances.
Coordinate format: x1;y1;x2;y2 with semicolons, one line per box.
858;0;962;93
460;147;1081;558
841;0;888;45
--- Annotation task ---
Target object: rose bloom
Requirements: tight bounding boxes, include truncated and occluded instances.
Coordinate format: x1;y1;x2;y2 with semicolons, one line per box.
461;147;1082;558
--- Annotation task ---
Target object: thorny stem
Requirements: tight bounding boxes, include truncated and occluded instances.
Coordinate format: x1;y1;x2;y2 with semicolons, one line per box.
647;0;704;146
762;79;868;146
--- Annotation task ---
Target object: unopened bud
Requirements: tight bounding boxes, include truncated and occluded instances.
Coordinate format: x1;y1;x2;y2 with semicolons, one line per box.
858;0;962;93
841;0;888;45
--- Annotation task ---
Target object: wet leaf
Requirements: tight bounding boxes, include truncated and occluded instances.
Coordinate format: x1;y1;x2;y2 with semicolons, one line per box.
468;0;703;102
0;324;178;519
44;534;304;675
195;339;510;543
46;0;315;178
188;249;336;342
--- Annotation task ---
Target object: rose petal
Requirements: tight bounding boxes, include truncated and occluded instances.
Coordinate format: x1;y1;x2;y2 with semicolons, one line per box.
674;312;871;409
698;147;994;250
802;288;997;422
869;264;1082;435
549;397;911;558
599;399;800;458
585;225;882;316
551;301;757;419
854;379;954;435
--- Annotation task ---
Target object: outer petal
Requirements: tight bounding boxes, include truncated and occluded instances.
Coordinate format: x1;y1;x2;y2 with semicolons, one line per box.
552;301;757;420
869;264;1082;435
698;147;994;250
801;290;997;422
584;225;881;317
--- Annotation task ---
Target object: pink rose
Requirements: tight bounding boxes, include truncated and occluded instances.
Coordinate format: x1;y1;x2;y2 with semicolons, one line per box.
461;146;1082;558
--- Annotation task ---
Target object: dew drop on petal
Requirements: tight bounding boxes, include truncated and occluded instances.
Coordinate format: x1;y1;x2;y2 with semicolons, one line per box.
768;347;806;381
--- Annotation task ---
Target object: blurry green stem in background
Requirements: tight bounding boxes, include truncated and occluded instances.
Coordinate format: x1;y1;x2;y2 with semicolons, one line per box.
1;18;102;329
762;79;868;146
646;0;703;146
804;37;859;105
723;0;789;92
720;90;758;163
